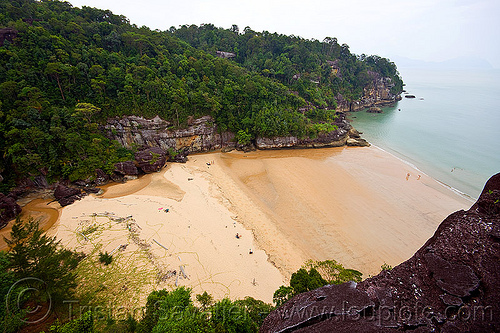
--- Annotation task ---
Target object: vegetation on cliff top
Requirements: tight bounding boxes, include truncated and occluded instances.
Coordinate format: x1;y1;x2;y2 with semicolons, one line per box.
0;0;402;191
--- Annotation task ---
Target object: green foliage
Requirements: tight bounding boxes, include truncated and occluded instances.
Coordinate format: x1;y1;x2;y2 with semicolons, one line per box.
98;251;113;265
273;259;363;306
289;268;328;294
303;259;362;285
49;311;94;333
134;288;272;333
136;289;170;333
0;252;27;333
211;298;256;333
196;291;214;310
235;129;253;145
272;286;295;307
381;262;393;271
4;217;82;304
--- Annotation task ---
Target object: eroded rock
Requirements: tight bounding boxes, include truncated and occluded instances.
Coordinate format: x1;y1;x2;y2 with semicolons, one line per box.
135;147;167;173
114;161;139;176
54;184;86;207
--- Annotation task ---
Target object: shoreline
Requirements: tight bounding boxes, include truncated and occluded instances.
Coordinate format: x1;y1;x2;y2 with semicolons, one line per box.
2;145;473;304
369;144;476;202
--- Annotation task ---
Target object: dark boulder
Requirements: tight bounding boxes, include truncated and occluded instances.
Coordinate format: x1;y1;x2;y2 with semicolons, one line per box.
0;193;22;229
33;175;49;188
114;161;139;176
262;173;500;333
134;147;167;173
54;184;86;207
94;168;110;186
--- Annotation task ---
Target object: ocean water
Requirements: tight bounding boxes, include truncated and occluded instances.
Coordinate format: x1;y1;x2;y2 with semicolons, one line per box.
349;67;500;199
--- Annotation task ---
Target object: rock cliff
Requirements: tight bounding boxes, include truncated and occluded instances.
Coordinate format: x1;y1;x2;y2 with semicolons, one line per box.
336;71;401;112
102;112;367;153
261;173;500;333
102;115;236;153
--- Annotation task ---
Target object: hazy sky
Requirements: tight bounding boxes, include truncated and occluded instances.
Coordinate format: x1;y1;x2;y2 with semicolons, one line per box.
68;0;500;68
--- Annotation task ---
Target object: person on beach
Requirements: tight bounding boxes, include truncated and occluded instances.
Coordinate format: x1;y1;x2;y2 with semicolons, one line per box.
236;233;240;239
417;175;421;180
406;173;410;181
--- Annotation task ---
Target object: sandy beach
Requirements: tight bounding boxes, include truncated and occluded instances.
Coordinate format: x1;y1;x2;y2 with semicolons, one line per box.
7;145;473;306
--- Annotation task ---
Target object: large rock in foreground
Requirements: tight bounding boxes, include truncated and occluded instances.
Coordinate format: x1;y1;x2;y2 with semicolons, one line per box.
262;173;500;332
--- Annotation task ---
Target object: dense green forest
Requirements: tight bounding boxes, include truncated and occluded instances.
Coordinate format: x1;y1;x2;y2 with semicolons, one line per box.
0;0;402;191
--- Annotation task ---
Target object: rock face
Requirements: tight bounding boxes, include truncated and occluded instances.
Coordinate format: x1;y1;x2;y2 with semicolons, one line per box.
262;173;500;333
114;161;139;176
337;72;401;112
54;184;86;207
134;147;167;173
103;113;368;153
0;193;22;229
102;115;236;153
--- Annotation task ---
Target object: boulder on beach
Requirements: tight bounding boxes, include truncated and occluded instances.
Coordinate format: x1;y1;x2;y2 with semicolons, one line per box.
54;184;86;207
135;147;167;173
114;161;139;176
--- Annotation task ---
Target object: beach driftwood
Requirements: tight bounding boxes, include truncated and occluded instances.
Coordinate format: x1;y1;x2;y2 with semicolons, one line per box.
179;265;189;280
153;238;168;251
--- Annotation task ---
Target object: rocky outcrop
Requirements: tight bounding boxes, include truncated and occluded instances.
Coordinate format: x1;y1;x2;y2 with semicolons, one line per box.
104;113;368;153
114;161;139;176
134;147;167;173
367;107;383;113
0;193;22;229
102;115;236;153
262;173;500;333
337;72;401;112
94;169;110;186
54;184;86;207
256;112;369;149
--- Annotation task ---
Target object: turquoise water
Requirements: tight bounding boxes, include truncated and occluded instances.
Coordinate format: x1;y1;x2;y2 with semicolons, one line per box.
349;67;500;199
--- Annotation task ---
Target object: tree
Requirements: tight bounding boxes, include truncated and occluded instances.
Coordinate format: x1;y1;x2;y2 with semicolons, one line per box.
74;103;101;123
45;62;66;101
4;217;82;304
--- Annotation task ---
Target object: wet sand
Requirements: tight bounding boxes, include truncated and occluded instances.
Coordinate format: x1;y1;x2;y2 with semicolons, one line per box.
0;198;60;251
203;146;472;277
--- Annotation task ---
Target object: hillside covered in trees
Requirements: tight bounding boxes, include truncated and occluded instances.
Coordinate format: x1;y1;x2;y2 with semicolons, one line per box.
0;0;402;192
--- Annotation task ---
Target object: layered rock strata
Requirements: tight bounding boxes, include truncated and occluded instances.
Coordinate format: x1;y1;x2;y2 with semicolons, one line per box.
103;113;368;152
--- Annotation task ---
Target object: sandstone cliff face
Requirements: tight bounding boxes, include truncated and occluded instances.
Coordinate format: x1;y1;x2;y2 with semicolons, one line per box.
103;113;368;153
336;72;401;112
261;173;500;333
102;115;236;153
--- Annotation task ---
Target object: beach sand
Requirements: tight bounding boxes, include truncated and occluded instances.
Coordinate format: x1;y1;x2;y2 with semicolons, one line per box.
8;145;473;305
208;146;472;277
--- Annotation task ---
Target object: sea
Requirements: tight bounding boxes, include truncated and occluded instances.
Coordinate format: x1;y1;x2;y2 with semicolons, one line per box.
349;67;500;200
